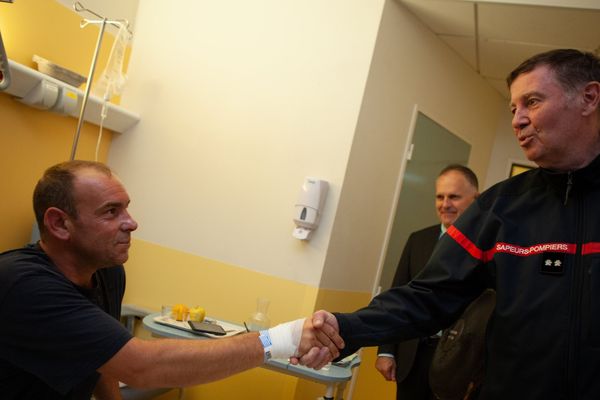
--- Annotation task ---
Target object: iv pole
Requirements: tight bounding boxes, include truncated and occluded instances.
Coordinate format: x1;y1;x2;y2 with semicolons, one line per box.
69;1;130;160
70;17;107;161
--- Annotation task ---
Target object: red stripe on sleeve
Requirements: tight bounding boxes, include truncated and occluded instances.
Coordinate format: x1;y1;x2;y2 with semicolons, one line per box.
582;243;600;255
446;225;494;262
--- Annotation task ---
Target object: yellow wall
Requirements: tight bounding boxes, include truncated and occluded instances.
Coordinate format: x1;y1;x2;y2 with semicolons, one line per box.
2;2;386;399
124;239;387;399
0;0;121;251
0;95;112;249
0;0;127;85
123;239;320;324
2;2;505;400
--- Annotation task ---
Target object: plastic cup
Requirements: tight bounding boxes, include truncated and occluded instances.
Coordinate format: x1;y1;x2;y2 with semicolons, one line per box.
161;305;173;318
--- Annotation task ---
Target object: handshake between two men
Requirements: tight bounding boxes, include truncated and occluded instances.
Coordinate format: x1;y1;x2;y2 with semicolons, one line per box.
273;310;344;370
5;160;350;396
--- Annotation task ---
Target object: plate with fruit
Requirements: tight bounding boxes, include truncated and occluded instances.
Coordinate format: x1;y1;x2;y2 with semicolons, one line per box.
154;304;245;338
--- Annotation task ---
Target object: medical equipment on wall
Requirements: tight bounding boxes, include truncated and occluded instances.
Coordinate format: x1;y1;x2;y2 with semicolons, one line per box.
92;21;131;161
292;177;329;240
0;31;10;91
71;1;132;161
19;55;82;114
93;22;130;102
0;1;13;91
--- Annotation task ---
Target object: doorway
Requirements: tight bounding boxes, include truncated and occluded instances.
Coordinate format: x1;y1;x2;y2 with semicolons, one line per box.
378;110;471;290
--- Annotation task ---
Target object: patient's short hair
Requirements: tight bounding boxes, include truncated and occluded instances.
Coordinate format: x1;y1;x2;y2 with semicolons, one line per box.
33;160;113;234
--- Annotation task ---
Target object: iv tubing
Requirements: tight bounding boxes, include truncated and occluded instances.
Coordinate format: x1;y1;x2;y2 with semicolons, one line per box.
94;99;108;161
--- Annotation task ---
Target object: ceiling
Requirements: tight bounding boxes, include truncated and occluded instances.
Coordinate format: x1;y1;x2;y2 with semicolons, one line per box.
397;0;600;99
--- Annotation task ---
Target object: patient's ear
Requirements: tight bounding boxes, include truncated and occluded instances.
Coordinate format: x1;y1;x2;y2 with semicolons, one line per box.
43;207;71;240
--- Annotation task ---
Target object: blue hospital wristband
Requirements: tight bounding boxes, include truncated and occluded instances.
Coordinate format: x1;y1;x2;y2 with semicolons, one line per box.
259;330;273;362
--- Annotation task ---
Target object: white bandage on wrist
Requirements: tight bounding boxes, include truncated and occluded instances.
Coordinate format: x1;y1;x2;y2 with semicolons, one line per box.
264;318;305;360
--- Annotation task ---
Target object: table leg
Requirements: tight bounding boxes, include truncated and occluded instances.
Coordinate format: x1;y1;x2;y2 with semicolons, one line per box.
318;382;348;400
317;384;335;400
334;381;348;400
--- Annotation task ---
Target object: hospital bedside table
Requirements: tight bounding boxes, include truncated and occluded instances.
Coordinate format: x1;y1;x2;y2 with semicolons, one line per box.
142;313;360;400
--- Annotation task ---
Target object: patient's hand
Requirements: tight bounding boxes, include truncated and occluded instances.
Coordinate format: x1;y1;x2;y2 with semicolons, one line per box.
290;310;344;369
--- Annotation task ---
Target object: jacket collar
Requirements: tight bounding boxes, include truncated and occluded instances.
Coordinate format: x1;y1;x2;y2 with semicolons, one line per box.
540;152;600;204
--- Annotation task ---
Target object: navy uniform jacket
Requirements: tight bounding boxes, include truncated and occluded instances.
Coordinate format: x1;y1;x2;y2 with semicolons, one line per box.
336;153;600;400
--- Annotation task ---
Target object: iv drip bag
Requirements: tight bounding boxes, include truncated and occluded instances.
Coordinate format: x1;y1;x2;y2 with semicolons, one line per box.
93;23;131;100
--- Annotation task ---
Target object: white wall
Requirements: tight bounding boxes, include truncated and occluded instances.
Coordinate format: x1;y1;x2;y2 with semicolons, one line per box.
321;0;507;292
109;0;385;286
106;0;521;294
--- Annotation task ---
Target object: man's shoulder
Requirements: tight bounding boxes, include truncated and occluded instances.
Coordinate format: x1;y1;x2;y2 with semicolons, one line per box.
478;168;542;206
0;244;50;273
0;244;59;300
410;224;440;239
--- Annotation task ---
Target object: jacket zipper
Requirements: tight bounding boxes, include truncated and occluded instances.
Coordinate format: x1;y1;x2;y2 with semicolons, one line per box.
564;172;573;205
566;184;584;399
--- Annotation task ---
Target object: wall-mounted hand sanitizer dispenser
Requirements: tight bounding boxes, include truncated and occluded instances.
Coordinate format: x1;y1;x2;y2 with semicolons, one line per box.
293;177;328;240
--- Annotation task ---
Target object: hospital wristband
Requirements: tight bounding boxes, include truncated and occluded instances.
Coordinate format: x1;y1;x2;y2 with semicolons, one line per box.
265;318;305;360
258;330;273;362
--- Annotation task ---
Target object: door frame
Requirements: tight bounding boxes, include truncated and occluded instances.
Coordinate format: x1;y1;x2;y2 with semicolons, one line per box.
370;103;419;297
370;104;471;296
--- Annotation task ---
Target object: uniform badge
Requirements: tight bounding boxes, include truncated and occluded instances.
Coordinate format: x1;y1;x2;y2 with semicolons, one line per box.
540;252;565;275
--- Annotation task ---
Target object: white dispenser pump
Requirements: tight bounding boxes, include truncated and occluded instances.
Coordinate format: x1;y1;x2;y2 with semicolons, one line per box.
293;177;328;240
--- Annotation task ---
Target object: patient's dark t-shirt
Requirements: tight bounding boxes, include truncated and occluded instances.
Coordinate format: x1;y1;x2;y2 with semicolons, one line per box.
0;244;133;399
